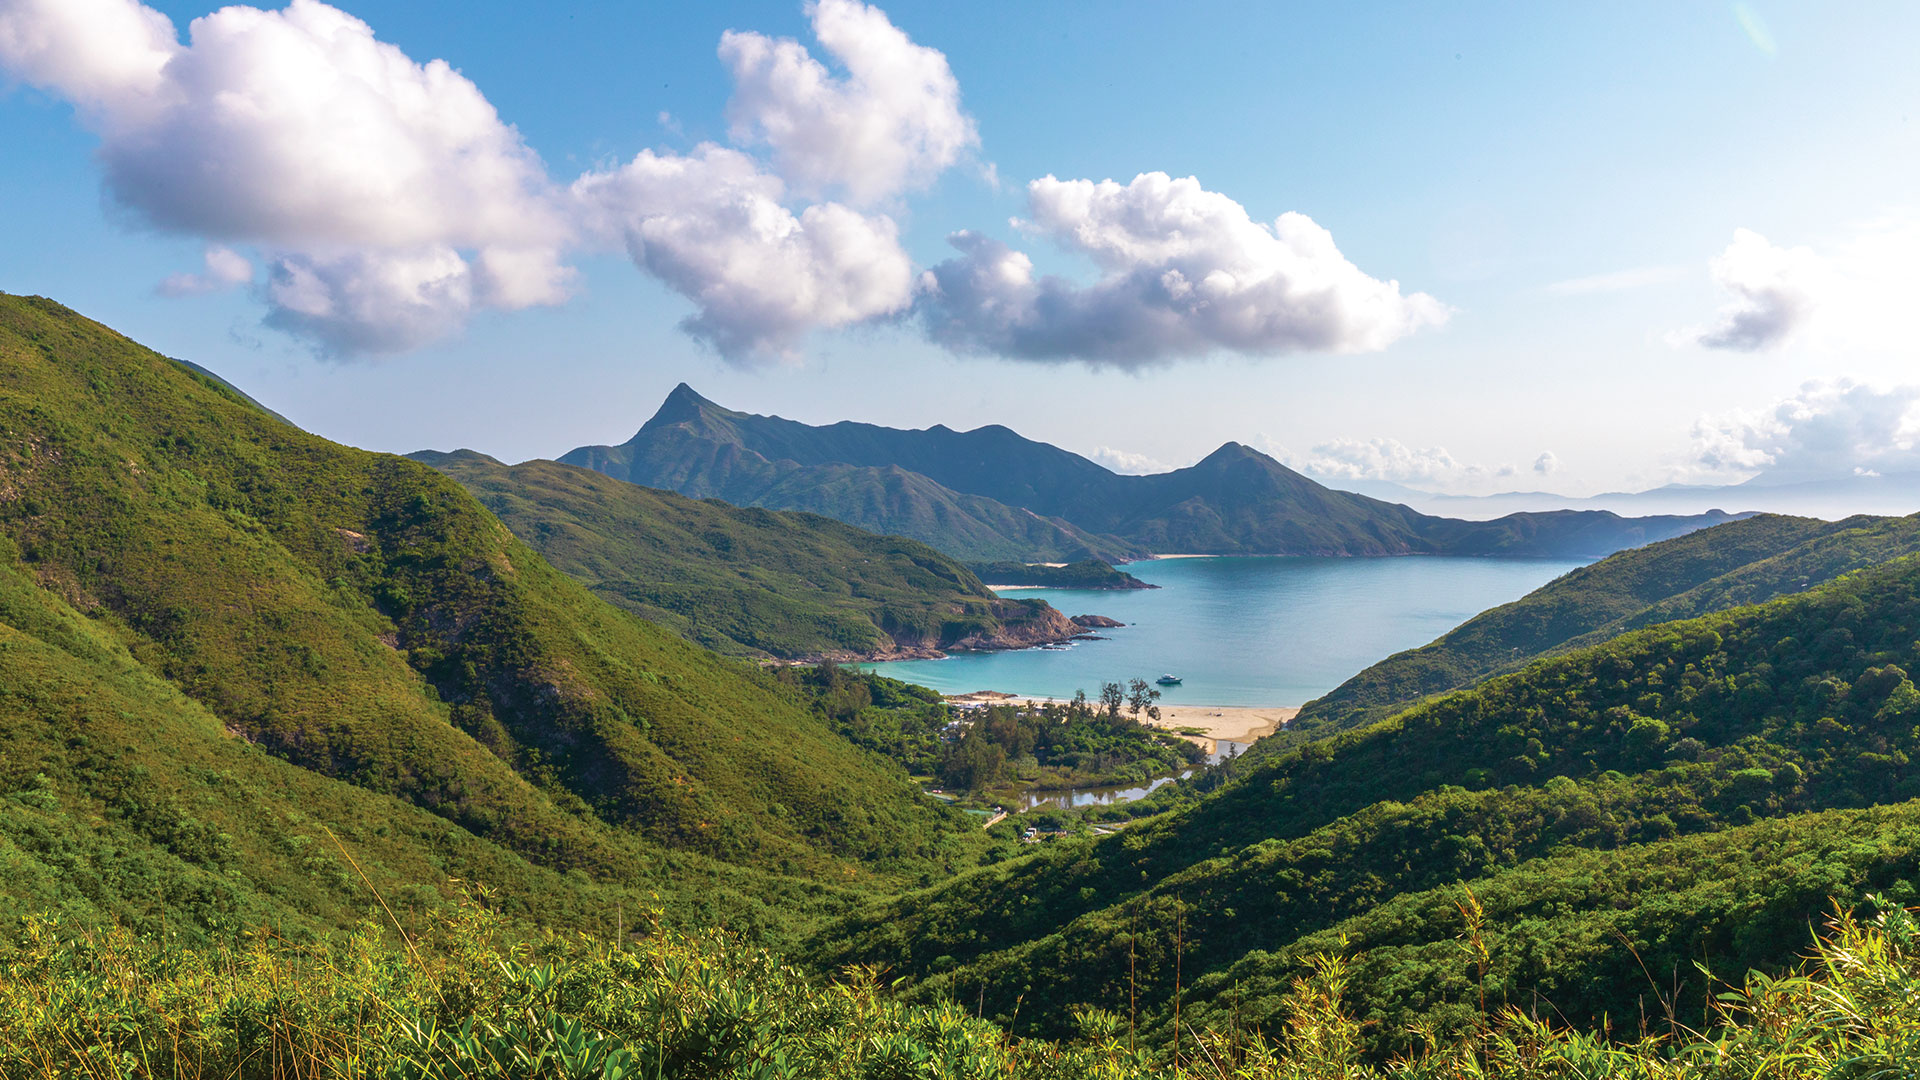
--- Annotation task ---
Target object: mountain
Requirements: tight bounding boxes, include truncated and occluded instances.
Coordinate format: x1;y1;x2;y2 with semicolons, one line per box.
1269;511;1920;745
410;449;1084;660
0;293;973;941
562;386;1136;564
812;550;1920;1048
1374;472;1920;521
564;386;1742;562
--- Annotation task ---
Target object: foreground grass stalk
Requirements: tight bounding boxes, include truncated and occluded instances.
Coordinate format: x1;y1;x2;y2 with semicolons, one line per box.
4;895;1920;1079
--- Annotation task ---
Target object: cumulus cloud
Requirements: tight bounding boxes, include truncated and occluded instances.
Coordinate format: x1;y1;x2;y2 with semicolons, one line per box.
572;145;912;358
0;0;571;352
719;0;976;204
1688;380;1920;485
1685;228;1827;352
262;247;479;353
918;173;1447;365
156;244;252;296
1679;218;1920;357
1087;445;1169;475
8;0;1449;368
0;0;962;358
1282;436;1561;495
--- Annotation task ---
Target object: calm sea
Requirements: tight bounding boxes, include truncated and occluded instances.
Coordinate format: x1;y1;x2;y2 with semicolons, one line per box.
862;555;1587;706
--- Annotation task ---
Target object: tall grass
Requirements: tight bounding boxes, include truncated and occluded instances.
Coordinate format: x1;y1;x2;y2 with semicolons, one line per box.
5;891;1919;1078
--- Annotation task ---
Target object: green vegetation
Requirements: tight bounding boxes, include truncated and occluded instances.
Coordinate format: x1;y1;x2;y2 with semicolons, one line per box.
0;292;982;947
813;551;1920;1049
9;887;1920;1077
565;386;1738;562
789;667;1200;794
969;559;1156;590
11;295;1920;1076
413;450;1081;660
1272;511;1920;749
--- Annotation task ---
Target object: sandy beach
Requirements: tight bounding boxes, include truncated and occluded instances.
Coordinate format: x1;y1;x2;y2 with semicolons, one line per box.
944;691;1297;751
1145;703;1298;745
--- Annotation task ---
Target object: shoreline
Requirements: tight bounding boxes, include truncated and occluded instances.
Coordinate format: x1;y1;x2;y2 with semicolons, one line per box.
944;691;1298;749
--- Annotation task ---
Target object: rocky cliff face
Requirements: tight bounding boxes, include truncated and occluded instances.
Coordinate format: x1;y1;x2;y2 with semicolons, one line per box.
813;599;1101;662
948;600;1086;651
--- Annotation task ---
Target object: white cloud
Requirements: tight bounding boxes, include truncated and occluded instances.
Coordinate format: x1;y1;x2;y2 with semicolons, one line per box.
1087;445;1169;475
1543;265;1682;296
0;0;174;113
1685;228;1827;352
157;244;252;296
0;0;572;353
9;0;1462;369
918;173;1447;365
1;0;963;359
572;145;912;359
1686;380;1920;484
719;0;976;205
1280;436;1553;494
1676;219;1920;357
263;247;475;353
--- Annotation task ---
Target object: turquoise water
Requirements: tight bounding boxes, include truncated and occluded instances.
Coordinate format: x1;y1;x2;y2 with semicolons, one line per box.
863;556;1587;706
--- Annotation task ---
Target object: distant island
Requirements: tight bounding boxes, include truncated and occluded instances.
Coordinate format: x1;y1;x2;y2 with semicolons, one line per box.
969;559;1157;590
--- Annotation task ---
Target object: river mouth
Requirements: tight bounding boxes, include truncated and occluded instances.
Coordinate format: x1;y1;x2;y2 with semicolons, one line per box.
993;740;1249;814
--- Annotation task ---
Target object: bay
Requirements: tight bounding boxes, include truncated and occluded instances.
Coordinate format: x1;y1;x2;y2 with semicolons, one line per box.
863;555;1587;706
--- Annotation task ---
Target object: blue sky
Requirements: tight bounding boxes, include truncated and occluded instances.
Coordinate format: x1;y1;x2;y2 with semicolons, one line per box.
2;0;1916;497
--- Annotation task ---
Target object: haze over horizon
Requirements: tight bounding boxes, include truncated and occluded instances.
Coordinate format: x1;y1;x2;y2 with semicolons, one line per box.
2;0;1917;506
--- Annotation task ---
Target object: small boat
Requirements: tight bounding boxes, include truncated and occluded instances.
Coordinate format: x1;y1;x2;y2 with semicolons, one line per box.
1155;674;1182;686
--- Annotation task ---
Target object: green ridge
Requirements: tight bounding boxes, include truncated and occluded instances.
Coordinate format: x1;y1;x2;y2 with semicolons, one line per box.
0;293;975;943
411;450;1082;660
813;552;1920;1046
1270;511;1920;748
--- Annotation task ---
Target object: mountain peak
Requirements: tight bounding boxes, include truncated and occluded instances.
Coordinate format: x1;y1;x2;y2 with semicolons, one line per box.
642;383;723;431
1197;441;1265;466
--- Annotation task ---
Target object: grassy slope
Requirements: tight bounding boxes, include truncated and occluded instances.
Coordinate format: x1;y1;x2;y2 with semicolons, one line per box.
1278;513;1920;743
811;552;1920;1044
412;450;1077;659
0;293;971;941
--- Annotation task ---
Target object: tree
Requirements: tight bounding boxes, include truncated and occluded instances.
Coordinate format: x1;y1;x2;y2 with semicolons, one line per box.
1126;678;1161;723
1099;681;1126;720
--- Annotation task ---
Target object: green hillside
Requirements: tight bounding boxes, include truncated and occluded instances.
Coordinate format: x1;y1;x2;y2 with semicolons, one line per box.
565;386;1739;562
1275;511;1920;745
0;293;974;943
970;558;1156;590
811;551;1920;1047
411;450;1083;660
5;293;1920;1074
